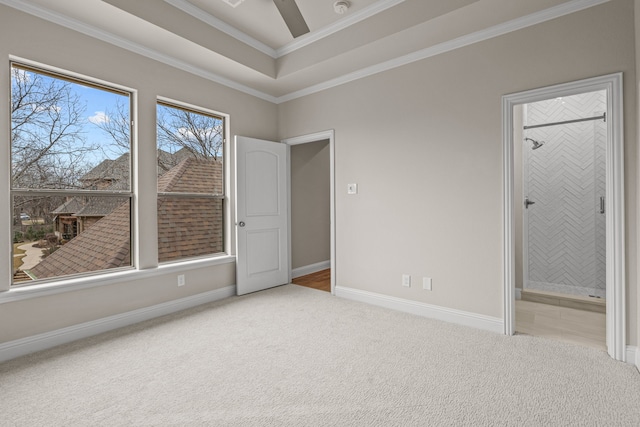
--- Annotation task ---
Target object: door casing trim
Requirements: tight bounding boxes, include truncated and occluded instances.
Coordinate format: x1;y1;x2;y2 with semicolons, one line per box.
502;73;625;361
282;130;336;294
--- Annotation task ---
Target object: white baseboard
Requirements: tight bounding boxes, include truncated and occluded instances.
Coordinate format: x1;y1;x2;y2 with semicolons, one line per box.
515;288;522;300
0;285;236;364
626;346;639;370
335;285;503;334
291;260;330;279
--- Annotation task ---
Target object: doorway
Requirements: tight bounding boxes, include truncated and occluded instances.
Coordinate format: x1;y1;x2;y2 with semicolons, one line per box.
282;130;336;294
518;91;607;349
502;74;625;361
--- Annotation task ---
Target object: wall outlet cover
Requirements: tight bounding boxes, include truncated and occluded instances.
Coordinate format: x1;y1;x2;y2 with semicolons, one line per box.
402;274;411;287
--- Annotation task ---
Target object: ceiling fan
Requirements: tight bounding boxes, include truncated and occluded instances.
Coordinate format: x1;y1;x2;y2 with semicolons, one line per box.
272;0;310;38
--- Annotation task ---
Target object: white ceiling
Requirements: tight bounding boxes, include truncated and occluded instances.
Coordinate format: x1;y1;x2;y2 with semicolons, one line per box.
184;0;383;50
0;0;609;103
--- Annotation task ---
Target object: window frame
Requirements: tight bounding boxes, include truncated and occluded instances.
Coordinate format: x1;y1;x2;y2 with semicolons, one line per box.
156;97;229;264
9;61;136;286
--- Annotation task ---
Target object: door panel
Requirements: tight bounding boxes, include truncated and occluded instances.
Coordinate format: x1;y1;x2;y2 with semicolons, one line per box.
235;136;289;295
246;228;281;275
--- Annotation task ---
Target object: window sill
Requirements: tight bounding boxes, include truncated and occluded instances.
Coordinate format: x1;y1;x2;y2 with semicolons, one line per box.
0;255;236;304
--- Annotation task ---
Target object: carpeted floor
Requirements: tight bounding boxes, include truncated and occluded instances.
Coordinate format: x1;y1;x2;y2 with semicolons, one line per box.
1;284;639;426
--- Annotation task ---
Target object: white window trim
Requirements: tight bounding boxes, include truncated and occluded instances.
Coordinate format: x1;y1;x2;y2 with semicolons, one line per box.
0;255;236;304
1;61;235;300
155;96;231;262
4;57;139;292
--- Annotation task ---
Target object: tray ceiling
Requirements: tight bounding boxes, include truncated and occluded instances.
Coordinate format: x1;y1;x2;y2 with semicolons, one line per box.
0;0;609;102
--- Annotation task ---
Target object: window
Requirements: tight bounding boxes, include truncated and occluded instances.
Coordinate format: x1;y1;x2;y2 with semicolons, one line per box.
10;63;133;285
156;100;225;263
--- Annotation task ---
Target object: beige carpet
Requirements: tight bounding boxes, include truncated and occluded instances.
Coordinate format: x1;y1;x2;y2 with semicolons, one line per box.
1;284;639;426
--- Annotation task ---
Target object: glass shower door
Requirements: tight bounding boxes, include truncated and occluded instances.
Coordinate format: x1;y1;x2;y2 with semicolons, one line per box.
523;90;606;298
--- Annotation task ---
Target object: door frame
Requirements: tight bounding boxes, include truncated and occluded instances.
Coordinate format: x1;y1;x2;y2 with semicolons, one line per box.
282;130;336;294
502;73;626;361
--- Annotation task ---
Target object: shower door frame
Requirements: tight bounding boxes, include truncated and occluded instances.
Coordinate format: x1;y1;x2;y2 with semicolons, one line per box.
502;73;626;361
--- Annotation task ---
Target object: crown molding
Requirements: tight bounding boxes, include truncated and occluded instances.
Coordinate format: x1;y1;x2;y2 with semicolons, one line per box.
274;0;406;57
0;0;611;105
163;0;277;58
165;0;406;59
0;0;278;103
275;0;610;103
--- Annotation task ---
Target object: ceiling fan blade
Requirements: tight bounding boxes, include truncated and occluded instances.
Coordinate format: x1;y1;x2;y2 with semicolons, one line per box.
273;0;310;38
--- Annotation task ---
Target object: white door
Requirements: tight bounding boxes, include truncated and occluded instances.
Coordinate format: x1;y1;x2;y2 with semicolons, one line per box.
235;136;289;295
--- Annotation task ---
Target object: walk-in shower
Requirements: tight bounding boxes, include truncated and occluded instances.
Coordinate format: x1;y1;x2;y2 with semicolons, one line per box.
522;91;607;298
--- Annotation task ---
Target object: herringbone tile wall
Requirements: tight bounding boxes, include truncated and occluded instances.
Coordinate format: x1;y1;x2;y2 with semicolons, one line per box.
523;90;606;298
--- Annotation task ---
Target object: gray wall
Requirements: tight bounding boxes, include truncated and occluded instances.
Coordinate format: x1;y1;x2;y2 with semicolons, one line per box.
290;140;331;271
1;1;639;352
278;0;638;344
0;5;278;343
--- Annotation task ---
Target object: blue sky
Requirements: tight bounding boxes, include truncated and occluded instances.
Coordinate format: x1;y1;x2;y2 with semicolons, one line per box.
11;66;129;173
13;66;222;171
78;83;130;161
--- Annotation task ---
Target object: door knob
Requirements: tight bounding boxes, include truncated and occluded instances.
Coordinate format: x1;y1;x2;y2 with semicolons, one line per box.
238;221;245;227
524;197;535;209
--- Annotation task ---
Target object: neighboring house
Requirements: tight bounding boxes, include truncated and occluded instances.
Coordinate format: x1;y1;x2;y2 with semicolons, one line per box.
30;157;223;279
29;202;131;279
51;149;191;239
79;153;130;190
51;198;85;240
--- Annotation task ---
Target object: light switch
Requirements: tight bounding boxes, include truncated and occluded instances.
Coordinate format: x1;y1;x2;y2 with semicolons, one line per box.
347;183;358;194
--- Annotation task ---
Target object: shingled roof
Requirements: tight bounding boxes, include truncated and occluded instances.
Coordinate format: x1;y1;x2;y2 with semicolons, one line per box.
51;197;85;215
52;149;184;219
30;202;131;279
80;154;130;190
157;156;223;194
157;158;223;262
30;157;223;279
74;196;127;217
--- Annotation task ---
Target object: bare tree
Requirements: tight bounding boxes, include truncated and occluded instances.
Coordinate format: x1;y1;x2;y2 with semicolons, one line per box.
94;101;223;174
157;104;223;160
11;67;96;190
11;66;105;228
90;98;131;156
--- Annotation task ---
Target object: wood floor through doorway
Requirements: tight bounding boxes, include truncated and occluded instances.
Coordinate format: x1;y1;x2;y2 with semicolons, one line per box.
293;269;330;292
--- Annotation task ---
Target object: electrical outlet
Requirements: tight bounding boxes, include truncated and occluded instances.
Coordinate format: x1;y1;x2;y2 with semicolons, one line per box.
423;277;432;291
402;274;411;287
178;274;185;287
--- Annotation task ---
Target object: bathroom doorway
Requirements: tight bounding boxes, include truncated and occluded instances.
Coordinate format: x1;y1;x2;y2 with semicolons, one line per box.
518;91;607;349
502;74;625;361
